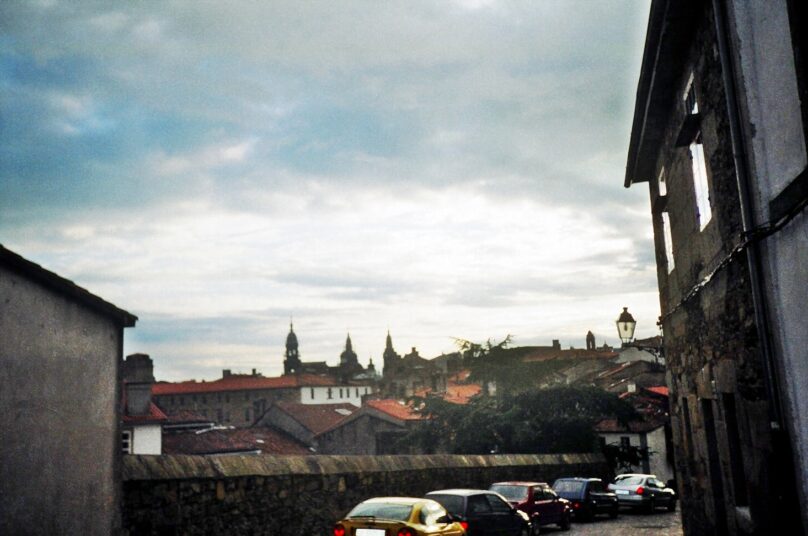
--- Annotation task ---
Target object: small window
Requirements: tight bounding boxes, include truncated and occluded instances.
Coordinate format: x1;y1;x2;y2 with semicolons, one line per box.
310;388;315;399
658;166;667;197
245;408;251;422
327;388;333;400
620;436;631;448
662;212;675;272
468;495;492;514
684;74;712;230
355;388;360;397
485;494;512;514
339;388;343;398
121;430;132;454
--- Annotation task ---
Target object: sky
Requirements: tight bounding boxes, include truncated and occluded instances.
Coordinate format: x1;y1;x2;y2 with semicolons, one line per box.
1;0;658;381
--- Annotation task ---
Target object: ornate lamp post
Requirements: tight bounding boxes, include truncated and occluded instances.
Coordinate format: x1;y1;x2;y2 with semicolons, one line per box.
616;307;637;347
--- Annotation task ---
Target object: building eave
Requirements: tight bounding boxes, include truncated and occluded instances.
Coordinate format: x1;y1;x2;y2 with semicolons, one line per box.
0;244;137;327
625;0;702;188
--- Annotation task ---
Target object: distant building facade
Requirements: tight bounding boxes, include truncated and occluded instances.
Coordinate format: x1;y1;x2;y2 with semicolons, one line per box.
625;1;807;533
0;245;137;535
153;371;372;427
121;353;165;455
379;332;448;398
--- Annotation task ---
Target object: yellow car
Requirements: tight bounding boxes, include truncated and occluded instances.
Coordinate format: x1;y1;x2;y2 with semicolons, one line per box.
334;497;467;536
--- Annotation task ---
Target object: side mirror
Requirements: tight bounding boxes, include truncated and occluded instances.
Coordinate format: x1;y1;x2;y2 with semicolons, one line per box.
436;514;452;523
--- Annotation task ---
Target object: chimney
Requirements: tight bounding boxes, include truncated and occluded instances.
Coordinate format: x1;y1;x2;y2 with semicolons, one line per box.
552;339;561;350
223;369;231;378
252;368;257;376
123;353;155;416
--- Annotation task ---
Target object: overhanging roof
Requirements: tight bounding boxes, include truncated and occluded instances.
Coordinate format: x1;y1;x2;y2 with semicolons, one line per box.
1;244;137;327
625;0;703;188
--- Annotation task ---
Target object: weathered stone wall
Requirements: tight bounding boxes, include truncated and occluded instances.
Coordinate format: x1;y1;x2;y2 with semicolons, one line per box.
122;453;609;536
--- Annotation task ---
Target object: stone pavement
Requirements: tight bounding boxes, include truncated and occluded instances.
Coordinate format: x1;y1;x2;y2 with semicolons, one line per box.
539;509;683;536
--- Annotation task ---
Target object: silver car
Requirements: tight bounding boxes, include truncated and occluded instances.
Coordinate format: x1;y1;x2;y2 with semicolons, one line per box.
607;474;676;513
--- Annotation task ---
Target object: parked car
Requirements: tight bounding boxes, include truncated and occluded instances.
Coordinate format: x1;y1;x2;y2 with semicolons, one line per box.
489;481;571;533
551;477;619;520
607;474;677;513
333;497;466;536
425;489;531;536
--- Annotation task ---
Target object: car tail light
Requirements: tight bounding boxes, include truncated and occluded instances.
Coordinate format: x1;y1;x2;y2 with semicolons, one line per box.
572;501;581;509
397;529;414;536
333;525;346;536
636;486;645;495
459;521;469;530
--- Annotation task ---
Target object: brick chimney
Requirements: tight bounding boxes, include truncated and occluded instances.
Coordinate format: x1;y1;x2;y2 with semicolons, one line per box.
122;353;155;416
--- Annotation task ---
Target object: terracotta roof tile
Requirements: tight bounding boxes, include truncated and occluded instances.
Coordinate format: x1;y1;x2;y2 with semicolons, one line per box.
162;427;310;455
122;402;167;424
366;399;423;421
273;402;356;434
152;374;336;396
646;386;669;397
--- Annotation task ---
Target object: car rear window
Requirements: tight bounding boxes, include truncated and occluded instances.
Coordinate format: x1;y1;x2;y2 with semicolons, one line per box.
489;484;529;502
347;502;413;521
553;480;584;493
427;495;465;516
615;476;644;486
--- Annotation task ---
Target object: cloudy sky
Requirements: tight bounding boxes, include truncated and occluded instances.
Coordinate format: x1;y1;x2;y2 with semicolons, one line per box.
1;0;658;381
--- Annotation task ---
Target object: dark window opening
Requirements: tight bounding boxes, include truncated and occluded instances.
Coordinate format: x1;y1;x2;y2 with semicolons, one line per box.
722;394;749;506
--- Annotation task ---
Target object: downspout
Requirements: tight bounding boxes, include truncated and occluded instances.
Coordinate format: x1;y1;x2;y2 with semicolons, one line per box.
712;0;805;533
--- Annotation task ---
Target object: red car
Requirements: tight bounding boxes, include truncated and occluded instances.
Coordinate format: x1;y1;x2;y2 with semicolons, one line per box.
489;481;571;534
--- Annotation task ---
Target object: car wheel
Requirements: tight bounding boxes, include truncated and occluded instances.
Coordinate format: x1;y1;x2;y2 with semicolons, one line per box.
519;524;530;536
646;498;656;514
559;513;571;531
667;498;676;512
609;506;619;519
530;522;541;536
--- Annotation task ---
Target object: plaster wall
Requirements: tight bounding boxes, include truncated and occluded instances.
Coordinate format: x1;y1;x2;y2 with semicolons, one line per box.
299;385;370;406
0;265;122;535
730;0;808;525
132;424;162;455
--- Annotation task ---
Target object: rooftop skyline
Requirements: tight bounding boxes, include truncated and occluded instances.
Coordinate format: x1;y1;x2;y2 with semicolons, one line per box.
1;1;658;381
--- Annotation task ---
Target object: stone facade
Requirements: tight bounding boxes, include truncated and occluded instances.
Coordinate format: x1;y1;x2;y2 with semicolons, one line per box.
121;453;609;536
625;1;807;534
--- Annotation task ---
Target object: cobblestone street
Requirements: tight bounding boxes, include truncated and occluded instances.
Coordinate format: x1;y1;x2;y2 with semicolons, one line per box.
540;509;683;536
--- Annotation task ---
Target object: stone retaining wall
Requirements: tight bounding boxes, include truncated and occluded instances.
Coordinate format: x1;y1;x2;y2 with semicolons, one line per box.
122;453;609;536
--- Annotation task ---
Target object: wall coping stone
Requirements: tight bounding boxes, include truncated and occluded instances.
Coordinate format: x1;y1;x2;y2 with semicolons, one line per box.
123;453;606;481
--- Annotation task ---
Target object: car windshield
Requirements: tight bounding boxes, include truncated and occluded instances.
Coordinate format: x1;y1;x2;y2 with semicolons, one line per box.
347;502;413;521
489;485;529;502
553;480;584;493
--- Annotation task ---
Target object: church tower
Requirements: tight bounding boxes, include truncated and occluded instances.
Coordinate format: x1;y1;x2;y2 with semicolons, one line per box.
382;330;400;376
340;333;359;368
283;322;302;375
586;330;596;351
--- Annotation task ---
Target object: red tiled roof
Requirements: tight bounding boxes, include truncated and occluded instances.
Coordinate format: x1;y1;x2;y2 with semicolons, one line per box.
646;386;669;397
152;374;336;396
162;427;310;455
122;402;167;424
413;381;481;405
366;399;423;421
595;417;666;434
273;402;356;435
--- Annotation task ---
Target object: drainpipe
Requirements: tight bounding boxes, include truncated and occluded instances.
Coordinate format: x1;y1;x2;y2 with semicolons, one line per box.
712;0;804;532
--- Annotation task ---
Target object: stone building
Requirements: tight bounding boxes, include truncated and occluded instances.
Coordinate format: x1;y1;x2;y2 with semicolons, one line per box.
625;0;807;533
314;399;426;455
0;245;137;535
379;332;448;398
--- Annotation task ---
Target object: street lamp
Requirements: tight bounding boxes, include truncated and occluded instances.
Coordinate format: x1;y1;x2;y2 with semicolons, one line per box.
616;307;637;347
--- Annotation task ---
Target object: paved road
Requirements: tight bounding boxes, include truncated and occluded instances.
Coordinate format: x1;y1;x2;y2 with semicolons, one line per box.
538;508;683;535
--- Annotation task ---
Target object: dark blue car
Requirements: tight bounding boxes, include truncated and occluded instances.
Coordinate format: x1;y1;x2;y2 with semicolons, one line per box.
551;478;619;520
